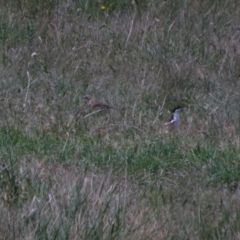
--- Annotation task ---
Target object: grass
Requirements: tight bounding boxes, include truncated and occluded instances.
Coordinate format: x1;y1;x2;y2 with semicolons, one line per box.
0;0;240;239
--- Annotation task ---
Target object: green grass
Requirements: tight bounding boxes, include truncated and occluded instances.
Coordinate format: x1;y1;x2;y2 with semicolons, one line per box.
0;0;240;239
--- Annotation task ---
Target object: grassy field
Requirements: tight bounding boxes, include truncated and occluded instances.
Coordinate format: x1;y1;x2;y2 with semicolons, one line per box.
0;0;240;239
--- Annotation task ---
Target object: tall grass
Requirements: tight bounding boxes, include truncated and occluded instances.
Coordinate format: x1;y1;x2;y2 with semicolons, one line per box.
0;0;240;238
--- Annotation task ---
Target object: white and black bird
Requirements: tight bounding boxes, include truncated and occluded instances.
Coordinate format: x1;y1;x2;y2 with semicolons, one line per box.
164;106;182;127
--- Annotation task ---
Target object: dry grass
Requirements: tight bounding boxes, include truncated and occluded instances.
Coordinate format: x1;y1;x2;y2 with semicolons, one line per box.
1;158;240;239
0;159;167;239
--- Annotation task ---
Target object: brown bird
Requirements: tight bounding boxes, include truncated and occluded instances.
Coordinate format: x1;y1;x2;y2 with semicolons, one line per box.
82;95;113;109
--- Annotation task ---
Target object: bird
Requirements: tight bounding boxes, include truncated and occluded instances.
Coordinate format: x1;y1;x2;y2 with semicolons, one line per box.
82;95;113;109
164;106;182;127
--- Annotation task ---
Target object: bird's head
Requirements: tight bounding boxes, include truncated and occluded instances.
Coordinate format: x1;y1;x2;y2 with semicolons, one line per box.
82;95;92;102
171;106;182;113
